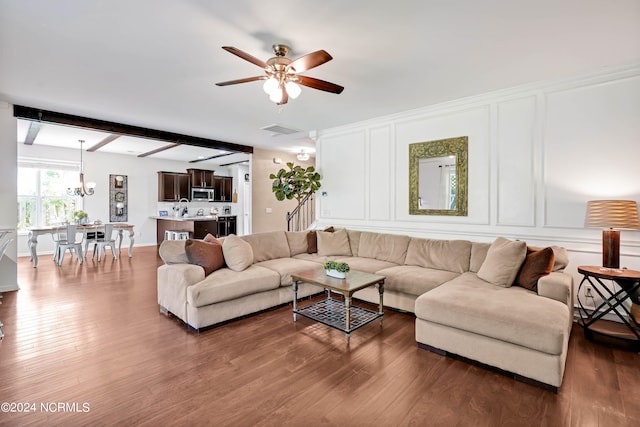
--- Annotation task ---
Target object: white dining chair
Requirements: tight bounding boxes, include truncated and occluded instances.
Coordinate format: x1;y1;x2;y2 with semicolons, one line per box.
92;224;118;261
83;230;104;259
54;224;84;266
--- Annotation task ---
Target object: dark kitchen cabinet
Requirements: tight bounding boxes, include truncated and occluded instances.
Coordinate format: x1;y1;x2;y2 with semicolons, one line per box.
217;216;236;237
213;176;233;202
187;168;215;189
158;172;190;202
193;221;218;239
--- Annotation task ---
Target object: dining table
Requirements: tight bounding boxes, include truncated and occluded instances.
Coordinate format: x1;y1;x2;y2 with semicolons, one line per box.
27;223;135;268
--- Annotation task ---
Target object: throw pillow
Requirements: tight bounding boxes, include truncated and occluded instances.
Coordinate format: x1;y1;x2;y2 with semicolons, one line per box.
307;226;335;254
203;233;217;243
477;237;527;287
514;247;555;291
286;231;309;256
317;228;351;256
184;239;224;276
222;234;253;272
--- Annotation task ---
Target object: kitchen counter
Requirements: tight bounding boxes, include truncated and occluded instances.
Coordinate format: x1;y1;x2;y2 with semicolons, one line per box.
152;216;237;243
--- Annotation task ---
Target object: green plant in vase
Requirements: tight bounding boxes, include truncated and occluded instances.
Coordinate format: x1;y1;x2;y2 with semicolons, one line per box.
323;261;350;279
72;210;89;224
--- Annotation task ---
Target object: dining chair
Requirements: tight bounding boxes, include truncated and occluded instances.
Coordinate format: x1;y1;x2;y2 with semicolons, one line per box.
92;224;118;261
54;224;84;266
83;230;105;259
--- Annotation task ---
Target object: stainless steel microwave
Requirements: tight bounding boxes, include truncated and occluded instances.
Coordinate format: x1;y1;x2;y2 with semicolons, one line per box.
191;188;215;201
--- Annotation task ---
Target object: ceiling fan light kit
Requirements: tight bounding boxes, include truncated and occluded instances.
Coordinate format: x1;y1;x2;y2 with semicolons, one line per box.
216;44;344;105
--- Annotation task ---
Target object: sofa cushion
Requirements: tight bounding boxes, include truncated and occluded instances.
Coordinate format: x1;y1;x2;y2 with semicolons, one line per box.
187;265;281;307
255;258;323;286
286;231;309;256
514;247;555;291
528;245;569;272
477;237;527;287
317;229;352;256
184;239;225;276
158;240;189;264
357;232;410;264
242;231;290;262
346;229;362;256
415;272;570;355
292;253;336;264
405;238;471;273
222;234;254;272
376;265;459;296
469;242;491;273
334;256;398;274
307;226;334;254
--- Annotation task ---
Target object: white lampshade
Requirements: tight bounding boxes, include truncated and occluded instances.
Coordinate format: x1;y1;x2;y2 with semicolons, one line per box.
87;181;96;190
263;77;279;95
285;81;301;99
269;87;283;103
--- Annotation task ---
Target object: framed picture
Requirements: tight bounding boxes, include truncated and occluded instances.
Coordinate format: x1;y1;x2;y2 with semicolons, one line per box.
109;174;128;222
159;210;168;217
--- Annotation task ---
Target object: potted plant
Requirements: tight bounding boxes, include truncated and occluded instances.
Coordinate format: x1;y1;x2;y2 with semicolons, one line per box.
269;162;321;230
72;210;89;225
323;261;350;279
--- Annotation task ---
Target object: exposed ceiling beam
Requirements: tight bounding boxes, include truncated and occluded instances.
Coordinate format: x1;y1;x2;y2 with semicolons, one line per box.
13;105;254;154
220;160;250;166
188;153;233;164
87;134;120;152
138;143;181;158
23;121;42;145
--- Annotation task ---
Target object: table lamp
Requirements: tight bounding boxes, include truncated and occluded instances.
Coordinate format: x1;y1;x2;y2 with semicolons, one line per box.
585;200;640;269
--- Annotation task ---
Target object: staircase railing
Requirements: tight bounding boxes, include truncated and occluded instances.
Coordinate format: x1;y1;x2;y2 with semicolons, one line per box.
287;192;315;232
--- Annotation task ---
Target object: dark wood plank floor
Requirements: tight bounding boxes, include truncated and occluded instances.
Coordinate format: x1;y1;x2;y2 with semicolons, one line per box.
0;246;638;426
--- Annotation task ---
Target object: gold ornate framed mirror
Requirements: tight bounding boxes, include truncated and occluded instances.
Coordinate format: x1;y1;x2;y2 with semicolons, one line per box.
409;136;468;216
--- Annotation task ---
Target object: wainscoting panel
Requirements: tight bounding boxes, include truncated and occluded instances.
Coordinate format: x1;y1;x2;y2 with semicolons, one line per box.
368;126;392;221
543;75;640;228
319;130;366;220
496;96;537;227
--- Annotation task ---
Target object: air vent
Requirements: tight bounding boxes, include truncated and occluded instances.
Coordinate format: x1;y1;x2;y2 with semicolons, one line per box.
260;124;301;136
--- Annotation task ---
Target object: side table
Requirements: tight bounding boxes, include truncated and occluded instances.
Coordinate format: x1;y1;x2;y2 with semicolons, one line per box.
577;266;640;348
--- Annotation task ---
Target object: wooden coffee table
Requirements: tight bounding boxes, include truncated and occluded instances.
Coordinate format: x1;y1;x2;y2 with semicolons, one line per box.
291;269;385;343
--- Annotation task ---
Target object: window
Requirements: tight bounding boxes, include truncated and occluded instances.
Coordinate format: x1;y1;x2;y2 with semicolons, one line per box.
18;159;81;231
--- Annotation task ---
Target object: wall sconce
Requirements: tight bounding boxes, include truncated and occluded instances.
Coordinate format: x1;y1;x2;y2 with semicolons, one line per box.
585;200;640;269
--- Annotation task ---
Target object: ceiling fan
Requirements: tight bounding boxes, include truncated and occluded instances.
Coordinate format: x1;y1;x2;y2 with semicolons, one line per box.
215;44;344;105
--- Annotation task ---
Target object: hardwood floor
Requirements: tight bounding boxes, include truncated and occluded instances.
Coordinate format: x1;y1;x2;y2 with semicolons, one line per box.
1;246;638;426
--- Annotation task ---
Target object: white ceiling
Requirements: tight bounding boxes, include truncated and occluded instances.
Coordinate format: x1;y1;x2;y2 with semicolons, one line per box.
1;0;639;159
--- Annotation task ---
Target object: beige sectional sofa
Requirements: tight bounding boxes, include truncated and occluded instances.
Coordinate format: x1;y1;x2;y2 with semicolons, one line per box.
157;228;573;391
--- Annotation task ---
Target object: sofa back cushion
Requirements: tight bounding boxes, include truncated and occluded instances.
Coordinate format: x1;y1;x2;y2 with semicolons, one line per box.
317;229;352;256
470;242;491;272
357;232;410;265
477;237;527;287
285;231;309;256
241;231;290;262
346;229;362;256
405;238;472;273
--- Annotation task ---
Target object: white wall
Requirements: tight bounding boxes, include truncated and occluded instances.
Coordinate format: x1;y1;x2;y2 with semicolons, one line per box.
316;64;640;308
16;143;246;255
0;101;18;291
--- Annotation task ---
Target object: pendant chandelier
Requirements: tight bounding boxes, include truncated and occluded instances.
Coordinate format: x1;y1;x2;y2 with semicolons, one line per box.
67;139;95;197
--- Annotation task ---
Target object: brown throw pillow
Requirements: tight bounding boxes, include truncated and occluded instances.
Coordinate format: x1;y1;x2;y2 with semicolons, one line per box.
514;247;555;291
185;239;224;276
307;226;335;254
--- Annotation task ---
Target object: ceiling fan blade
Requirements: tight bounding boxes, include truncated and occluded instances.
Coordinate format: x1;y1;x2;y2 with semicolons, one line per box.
297;75;344;94
215;76;267;86
288;50;332;73
222;46;268;68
